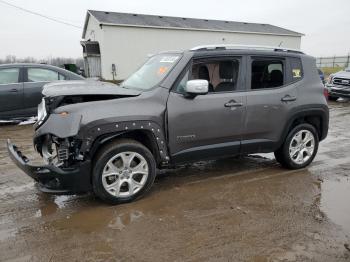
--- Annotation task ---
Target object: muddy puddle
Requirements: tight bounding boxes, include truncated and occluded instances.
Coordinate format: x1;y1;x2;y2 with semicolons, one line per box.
321;176;350;234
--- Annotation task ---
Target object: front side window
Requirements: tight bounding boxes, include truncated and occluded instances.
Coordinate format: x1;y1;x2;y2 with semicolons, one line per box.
121;54;181;90
251;59;284;89
175;58;240;93
0;68;20;85
27;68;59;82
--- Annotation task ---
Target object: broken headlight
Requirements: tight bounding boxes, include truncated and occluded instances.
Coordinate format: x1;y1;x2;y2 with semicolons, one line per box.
37;98;47;126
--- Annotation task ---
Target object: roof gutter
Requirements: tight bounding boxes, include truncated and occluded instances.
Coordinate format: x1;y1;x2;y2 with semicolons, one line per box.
98;22;304;37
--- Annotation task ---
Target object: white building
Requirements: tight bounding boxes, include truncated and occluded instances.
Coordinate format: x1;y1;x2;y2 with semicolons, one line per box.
81;10;303;80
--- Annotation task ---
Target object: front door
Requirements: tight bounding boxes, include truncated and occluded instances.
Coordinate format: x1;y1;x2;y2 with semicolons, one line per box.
167;56;246;163
0;67;24;118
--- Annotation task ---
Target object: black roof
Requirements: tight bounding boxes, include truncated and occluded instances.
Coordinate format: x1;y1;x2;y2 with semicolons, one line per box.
83;10;303;38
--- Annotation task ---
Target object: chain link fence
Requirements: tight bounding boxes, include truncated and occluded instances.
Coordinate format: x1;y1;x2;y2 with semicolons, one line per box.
316;55;350;68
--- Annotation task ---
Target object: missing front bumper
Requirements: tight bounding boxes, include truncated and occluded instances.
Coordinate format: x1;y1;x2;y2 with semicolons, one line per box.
7;139;92;194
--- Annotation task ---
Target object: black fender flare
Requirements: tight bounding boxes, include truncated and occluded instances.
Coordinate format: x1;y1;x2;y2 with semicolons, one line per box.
278;106;329;149
78;120;169;164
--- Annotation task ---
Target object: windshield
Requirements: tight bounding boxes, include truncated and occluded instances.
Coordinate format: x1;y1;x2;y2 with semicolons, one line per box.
121;54;181;90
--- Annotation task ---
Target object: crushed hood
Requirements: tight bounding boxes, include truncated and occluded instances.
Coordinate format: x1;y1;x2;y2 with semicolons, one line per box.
42;80;142;97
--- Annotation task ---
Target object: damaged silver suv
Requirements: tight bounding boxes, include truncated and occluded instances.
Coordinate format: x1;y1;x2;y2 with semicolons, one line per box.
7;45;329;204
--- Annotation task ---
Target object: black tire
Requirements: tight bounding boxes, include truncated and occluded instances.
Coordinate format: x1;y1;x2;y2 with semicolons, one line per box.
92;139;156;204
274;123;319;169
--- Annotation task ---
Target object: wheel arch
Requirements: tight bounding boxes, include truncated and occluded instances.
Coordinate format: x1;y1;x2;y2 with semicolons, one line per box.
278;107;329;149
92;130;162;164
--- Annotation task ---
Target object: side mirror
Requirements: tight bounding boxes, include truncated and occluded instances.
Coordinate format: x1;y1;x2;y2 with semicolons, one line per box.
185;80;209;95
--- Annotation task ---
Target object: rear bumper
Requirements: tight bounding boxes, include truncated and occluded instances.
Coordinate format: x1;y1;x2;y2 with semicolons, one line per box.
7;139;92;194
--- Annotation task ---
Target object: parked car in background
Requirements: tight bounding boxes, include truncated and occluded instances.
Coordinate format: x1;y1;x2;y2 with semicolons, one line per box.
326;67;350;100
0;64;84;119
8;45;329;204
318;68;325;84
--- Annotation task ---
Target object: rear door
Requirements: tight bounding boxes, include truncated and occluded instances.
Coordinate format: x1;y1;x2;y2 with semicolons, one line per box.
242;55;301;153
0;67;24;117
167;56;247;163
23;67;62;112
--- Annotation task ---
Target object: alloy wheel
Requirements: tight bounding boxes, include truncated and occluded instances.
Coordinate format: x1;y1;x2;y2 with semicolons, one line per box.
101;151;149;198
289;130;315;165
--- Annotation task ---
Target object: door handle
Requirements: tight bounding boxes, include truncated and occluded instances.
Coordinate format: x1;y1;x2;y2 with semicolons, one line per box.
281;95;297;102
224;100;243;107
9;89;18;93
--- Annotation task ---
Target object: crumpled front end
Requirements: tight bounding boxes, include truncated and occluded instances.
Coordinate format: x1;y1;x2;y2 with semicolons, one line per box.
7;100;93;194
7;138;92;194
6;81;162;194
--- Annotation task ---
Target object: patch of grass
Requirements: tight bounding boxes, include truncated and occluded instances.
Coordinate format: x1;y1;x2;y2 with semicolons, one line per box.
319;67;345;77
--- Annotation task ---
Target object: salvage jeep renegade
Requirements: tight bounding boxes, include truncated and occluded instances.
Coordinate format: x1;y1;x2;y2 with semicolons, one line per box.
7;45;329;204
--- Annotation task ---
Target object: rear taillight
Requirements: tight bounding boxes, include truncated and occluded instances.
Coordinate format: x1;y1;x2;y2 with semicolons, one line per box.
323;88;329;100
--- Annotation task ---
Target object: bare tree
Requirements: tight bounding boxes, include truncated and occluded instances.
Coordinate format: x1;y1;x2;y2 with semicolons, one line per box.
0;55;84;69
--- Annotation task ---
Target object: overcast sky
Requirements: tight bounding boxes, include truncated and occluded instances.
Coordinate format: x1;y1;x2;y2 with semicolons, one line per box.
0;0;349;59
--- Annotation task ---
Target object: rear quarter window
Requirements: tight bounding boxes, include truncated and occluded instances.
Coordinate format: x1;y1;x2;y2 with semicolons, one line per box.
289;57;303;81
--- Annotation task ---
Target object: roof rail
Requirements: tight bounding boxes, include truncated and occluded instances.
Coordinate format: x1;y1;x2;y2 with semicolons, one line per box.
190;44;304;54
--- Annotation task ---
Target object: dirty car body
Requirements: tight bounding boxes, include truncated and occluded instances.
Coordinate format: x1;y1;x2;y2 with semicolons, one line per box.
8;46;329;203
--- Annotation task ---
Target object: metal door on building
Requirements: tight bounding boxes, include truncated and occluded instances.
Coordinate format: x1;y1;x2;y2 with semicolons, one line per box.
81;41;102;78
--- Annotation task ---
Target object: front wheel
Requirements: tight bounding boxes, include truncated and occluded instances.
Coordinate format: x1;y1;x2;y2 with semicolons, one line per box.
274;124;319;169
92;139;156;204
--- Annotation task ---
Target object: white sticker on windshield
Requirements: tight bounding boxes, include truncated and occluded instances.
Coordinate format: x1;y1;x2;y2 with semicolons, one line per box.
160;56;179;63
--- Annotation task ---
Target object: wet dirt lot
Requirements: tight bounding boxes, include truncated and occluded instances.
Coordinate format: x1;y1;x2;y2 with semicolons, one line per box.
1;102;350;262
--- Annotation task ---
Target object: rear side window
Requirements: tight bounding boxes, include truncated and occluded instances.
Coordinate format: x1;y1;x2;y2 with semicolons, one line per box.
289;57;303;80
251;59;284;89
27;68;59;82
0;68;20;85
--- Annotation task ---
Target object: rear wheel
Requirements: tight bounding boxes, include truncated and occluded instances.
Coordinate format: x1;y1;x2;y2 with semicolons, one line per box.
274;124;319;169
92;139;156;204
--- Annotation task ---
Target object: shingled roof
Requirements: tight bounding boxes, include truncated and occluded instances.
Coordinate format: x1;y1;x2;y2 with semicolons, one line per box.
83;10;303;38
